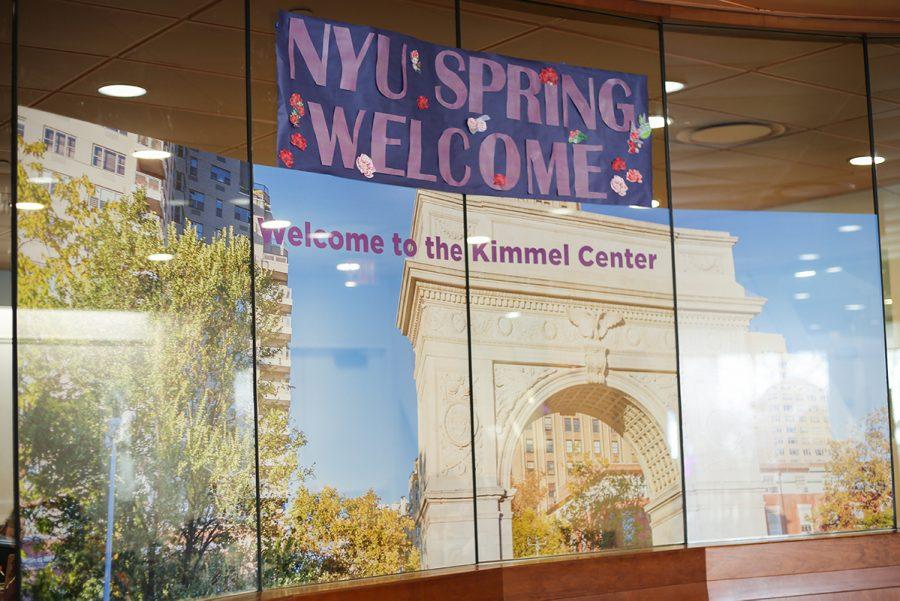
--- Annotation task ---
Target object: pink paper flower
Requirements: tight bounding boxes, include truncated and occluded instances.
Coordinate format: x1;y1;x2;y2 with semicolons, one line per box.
539;67;559;86
417;95;429;110
356;153;376;179
610;175;628;197
493;173;506;188
410;50;420;60
627;140;638;155
279;148;294;168
290;133;307;151
625;168;642;183
611;157;627;171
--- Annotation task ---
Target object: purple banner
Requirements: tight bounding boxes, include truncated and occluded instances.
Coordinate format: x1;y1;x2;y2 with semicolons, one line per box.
275;12;653;206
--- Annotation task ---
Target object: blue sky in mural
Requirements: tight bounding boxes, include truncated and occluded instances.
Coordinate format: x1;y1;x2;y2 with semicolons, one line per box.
255;165;887;502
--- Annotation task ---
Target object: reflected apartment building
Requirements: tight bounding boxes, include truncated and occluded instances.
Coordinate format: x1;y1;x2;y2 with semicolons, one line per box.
511;413;641;511
16;106;292;412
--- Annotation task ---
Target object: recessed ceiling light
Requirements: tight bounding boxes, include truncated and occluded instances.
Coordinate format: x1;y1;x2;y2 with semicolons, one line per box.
810;324;822;331
336;262;360;272
648;115;669;129
651;199;661;208
98;84;147;98
845;304;864;311
27;176;56;185
629;204;649;210
148;252;174;262
794;270;816;278
793;292;810;300
310;231;331;240
885;298;893;306
826;266;842;274
665;81;685;94
680;121;784;146
16;201;45;211
838;224;861;233
467;235;491;244
261;219;291;230
504;311;521;319
798;253;819;261
132;149;171;160
344;281;358;288
848;155;885;166
230;196;251;206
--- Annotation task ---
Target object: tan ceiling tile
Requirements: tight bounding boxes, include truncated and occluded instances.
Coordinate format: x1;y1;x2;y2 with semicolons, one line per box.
664;29;836;71
18;47;104;91
123;21;245;75
760;43;866;95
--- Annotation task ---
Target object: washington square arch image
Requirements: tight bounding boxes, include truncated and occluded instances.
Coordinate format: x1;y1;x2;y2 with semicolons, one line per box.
397;190;786;568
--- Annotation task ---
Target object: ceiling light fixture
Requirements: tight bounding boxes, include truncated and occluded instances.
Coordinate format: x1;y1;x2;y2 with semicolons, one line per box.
310;231;331;240
793;293;810;300
148;252;174;262
98;84;147;98
838;224;861;233
261;219;291;230
344;281;358;288
467;235;491;245
794;270;816;279
825;266;843;273
886;298;894;306
27;175;56;185
504;311;522;319
665;81;685;94
132;149;171;160
336;262;360;272
648;115;669;129
798;253;819;261
848;155;885;166
845;304;864;311
651;199;661;208
16;202;45;211
679;121;784;146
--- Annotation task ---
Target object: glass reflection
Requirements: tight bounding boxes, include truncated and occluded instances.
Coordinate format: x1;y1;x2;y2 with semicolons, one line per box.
666;27;893;542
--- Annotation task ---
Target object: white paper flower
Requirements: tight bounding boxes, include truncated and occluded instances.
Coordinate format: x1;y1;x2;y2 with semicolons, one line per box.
356;154;375;179
610;175;628;197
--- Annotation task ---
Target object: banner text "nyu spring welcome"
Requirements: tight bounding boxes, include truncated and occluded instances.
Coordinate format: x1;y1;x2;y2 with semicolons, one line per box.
275;13;652;206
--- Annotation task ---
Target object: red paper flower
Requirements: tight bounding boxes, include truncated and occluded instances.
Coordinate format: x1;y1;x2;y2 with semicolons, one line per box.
627;140;638;155
611;157;627;171
625;168;642;183
417;95;429;110
629;129;639;141
493;173;506;187
539;67;559;86
289;112;300;126
290;133;307;151
289;92;303;109
279;148;294;168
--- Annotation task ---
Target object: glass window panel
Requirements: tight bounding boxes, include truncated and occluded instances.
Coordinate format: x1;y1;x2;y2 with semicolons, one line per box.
250;1;469;590
1;0;14;591
870;36;900;531
15;1;254;599
665;26;893;543
460;3;683;563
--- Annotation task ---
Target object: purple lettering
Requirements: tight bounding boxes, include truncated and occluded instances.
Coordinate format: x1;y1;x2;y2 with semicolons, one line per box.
376;34;408;100
479;133;520;191
308;102;366;169
332;26;374;91
598;78;634;132
525;139;570;197
434;50;467;110
371;112;406;177
506;65;542;124
287;18;330;85
573;144;606;200
438;128;471;187
469;57;506;115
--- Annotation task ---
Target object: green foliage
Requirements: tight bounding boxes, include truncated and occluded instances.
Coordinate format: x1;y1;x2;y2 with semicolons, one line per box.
16;142;422;598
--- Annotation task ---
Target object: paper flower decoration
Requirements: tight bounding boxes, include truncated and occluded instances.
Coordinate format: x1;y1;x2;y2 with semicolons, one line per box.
610;175;628;197
417;95;429;110
290;133;307;151
611;157;627;171
279;148;294;168
627;127;643;155
637;114;652;140
289;111;301;127
493;173;507;187
625;168;642;183
411;50;421;73
289;93;305;115
568;129;587;144
467;115;490;134
539;67;559;86
356;153;376;178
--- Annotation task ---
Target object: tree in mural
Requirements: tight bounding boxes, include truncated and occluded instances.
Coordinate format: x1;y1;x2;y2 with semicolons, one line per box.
511;471;568;558
559;458;650;551
815;408;894;532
